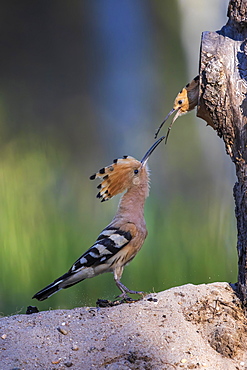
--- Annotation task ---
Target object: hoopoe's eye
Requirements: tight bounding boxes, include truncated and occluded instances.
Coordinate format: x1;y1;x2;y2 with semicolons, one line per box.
134;169;139;175
178;100;183;105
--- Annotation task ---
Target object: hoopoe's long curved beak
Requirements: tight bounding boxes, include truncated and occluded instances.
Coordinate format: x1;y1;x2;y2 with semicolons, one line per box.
154;108;175;139
164;108;181;144
141;136;165;166
155;107;182;144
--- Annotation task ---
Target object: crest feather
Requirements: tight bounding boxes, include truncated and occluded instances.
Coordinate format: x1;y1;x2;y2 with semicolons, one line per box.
90;156;141;201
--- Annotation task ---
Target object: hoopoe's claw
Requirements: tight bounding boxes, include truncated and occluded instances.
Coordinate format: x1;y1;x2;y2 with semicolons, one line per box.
117;290;144;298
116;292;143;300
115;280;145;300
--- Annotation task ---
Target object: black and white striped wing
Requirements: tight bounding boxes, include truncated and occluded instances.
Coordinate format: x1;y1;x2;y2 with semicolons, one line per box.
70;226;132;273
32;225;134;301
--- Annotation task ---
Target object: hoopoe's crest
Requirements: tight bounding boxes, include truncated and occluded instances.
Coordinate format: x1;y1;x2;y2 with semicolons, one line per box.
155;75;199;142
90;156;143;202
90;136;165;202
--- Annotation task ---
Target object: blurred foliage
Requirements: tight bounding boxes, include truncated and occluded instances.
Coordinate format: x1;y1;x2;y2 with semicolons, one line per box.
0;0;236;316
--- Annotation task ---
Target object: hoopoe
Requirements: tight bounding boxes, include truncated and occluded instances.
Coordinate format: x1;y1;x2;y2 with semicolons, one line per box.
33;136;165;301
155;75;199;142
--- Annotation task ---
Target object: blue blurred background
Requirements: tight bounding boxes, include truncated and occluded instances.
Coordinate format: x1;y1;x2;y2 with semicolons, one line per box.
0;0;235;315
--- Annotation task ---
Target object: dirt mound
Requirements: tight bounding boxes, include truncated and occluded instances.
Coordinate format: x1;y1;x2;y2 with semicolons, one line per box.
0;282;246;369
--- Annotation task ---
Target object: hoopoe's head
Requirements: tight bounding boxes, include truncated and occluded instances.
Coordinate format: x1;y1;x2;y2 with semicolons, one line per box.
155;75;199;142
90;136;165;201
173;75;199;114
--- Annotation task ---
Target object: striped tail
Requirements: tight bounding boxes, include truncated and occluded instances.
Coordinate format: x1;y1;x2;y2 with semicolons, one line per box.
32;272;83;301
32;281;62;301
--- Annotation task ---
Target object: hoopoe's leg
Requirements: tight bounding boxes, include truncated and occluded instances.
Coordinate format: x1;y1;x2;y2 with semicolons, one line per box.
115;280;144;298
113;267;144;299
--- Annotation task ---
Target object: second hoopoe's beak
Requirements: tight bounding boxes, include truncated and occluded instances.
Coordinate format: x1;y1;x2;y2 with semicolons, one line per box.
154;107;181;143
164;108;182;144
141;135;165;167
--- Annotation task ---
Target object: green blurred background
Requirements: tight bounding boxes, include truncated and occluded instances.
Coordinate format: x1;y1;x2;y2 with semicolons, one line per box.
0;0;235;316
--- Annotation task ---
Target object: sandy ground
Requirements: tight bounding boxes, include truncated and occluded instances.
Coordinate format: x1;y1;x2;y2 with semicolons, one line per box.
0;282;247;370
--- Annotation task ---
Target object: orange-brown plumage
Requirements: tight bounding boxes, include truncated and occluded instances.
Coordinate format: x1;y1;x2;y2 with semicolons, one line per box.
90;156;145;201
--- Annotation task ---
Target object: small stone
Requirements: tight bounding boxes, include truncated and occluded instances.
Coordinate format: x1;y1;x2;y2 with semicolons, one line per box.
72;344;79;351
64;362;73;367
1;334;7;339
181;358;187;363
57;327;68;335
88;346;97;353
51;359;61;364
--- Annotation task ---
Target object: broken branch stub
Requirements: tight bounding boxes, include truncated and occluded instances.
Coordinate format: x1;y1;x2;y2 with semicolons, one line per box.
197;0;247;304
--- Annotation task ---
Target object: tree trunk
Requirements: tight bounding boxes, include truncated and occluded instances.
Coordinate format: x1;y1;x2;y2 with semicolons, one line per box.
197;0;247;304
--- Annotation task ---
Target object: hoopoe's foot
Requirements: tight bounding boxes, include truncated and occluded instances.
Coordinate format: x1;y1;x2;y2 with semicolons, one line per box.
117;291;144;300
115;280;145;300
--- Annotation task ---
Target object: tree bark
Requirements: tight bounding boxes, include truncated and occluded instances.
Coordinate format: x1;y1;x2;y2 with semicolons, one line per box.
197;0;247;304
